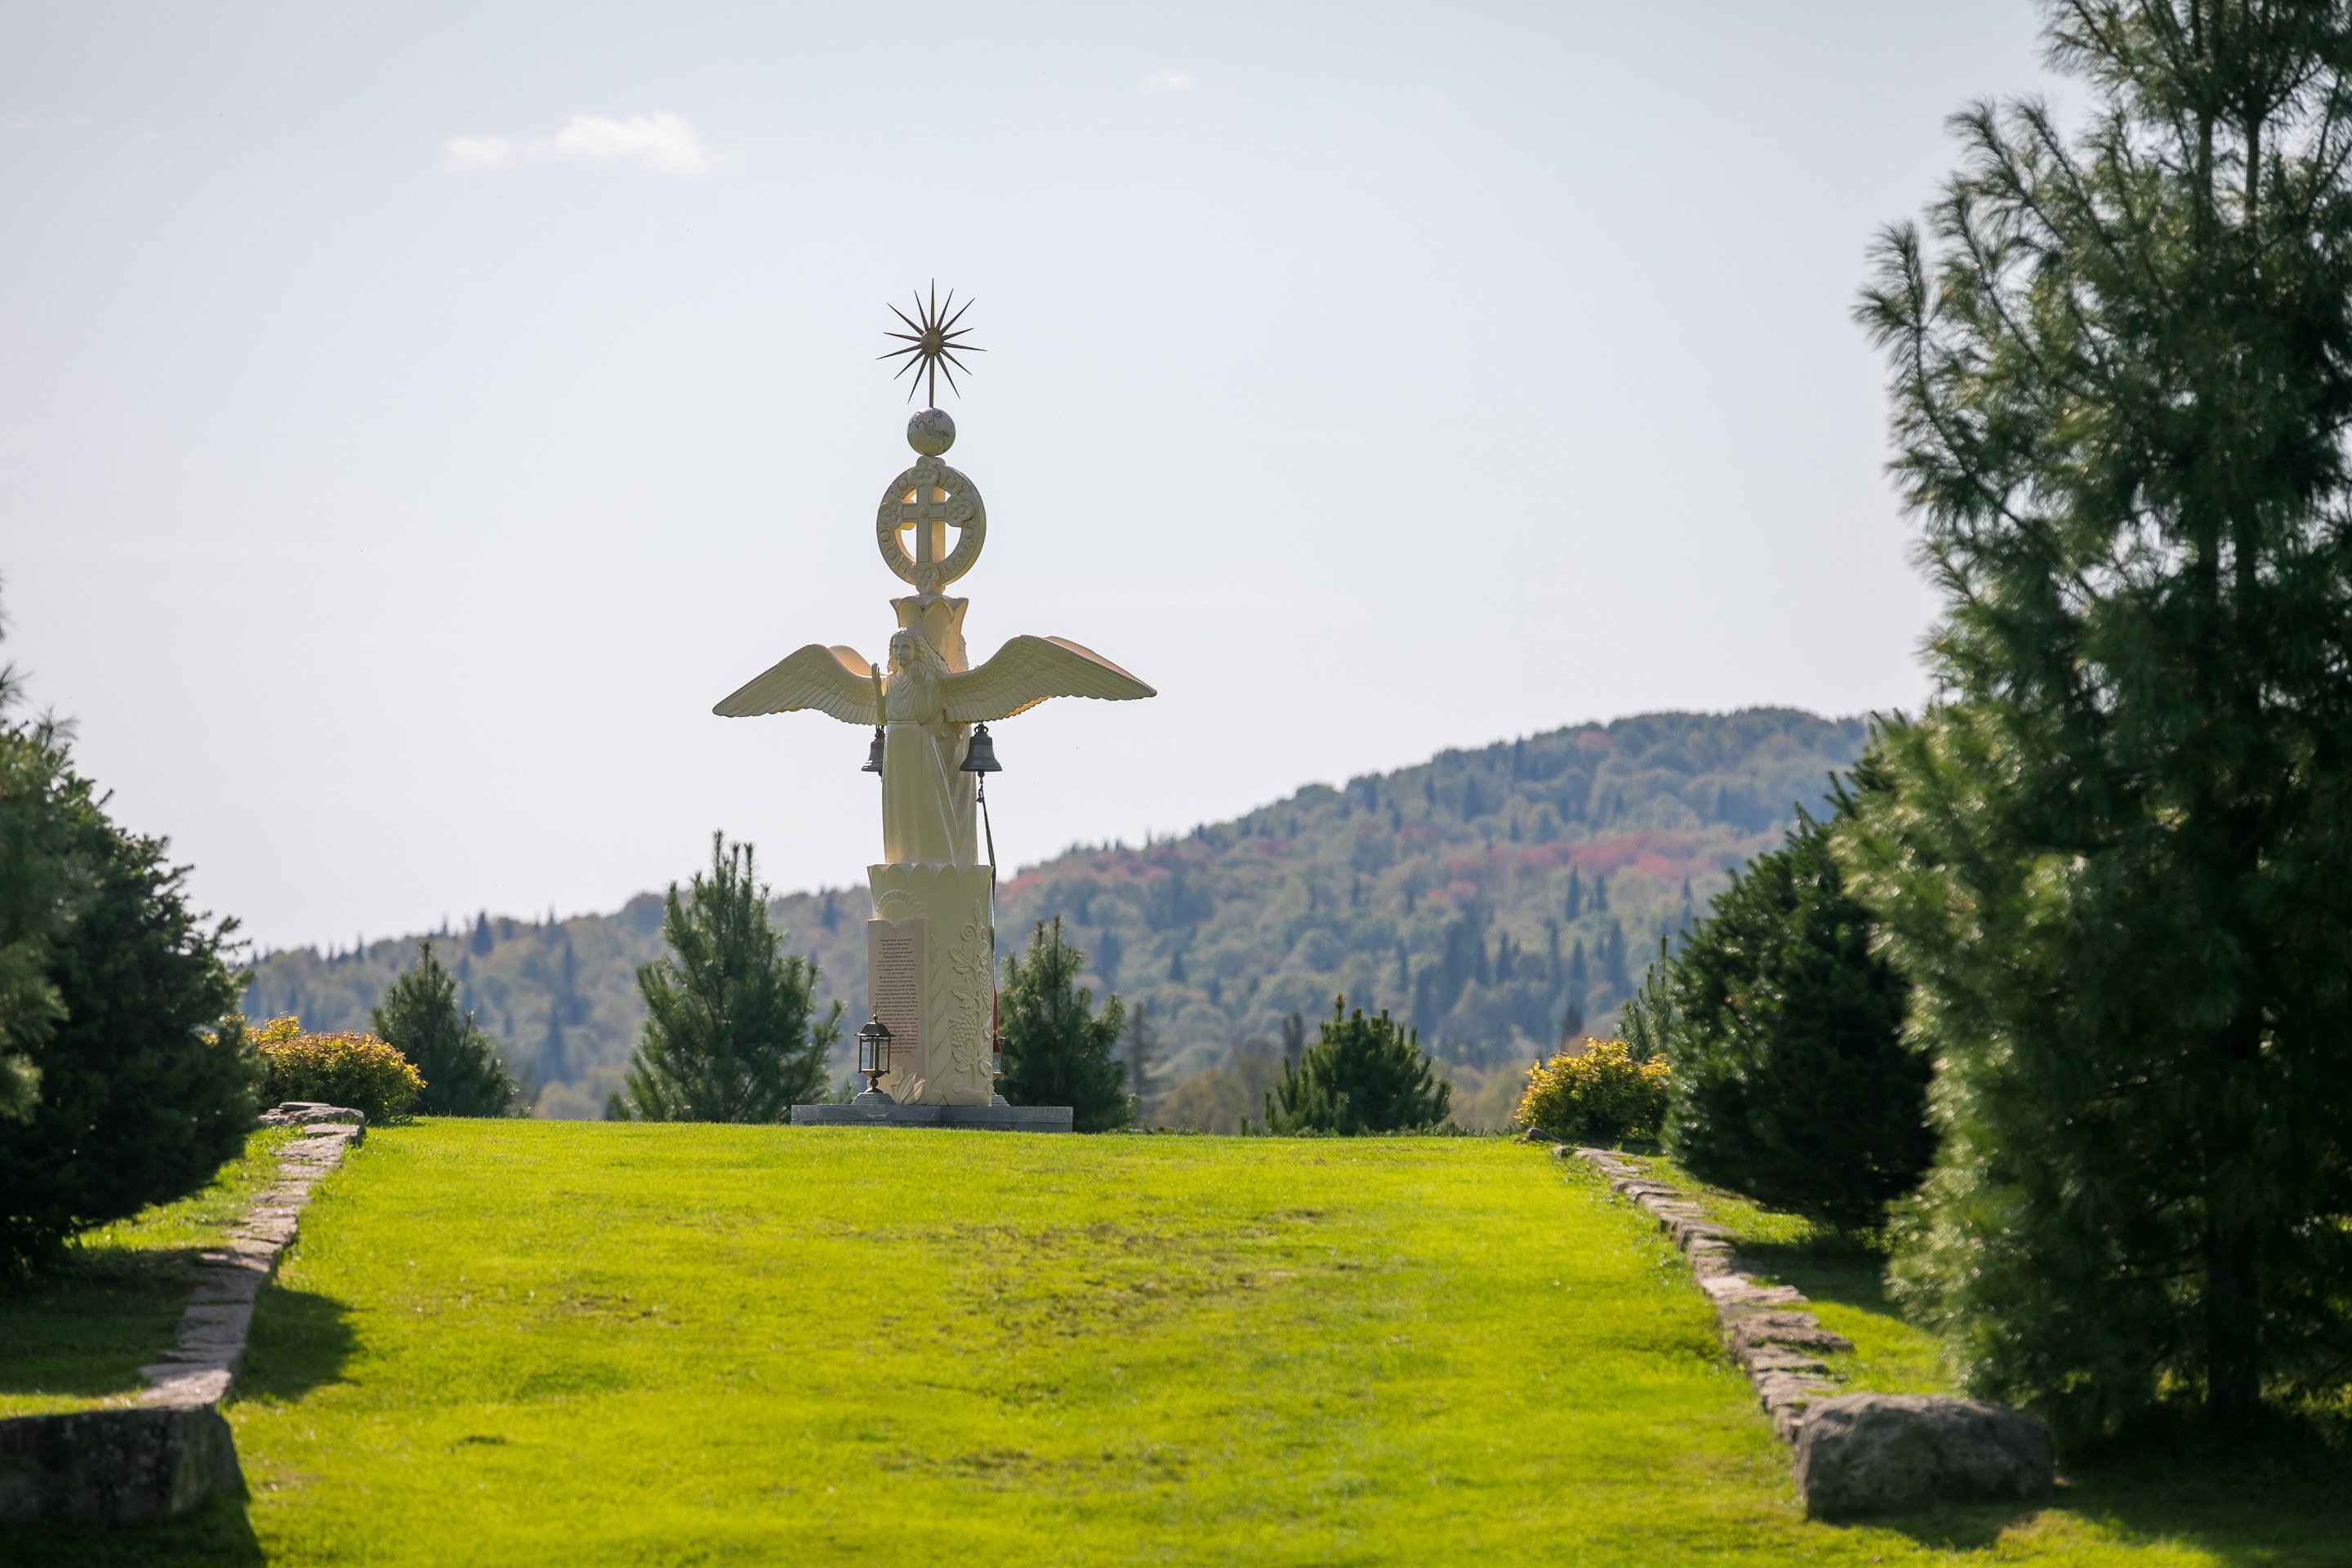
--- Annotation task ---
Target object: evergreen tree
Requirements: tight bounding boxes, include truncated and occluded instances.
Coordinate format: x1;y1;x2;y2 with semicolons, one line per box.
996;917;1129;1132
1123;999;1160;1122
470;912;492;956
618;834;841;1122
1848;0;2352;1435
370;941;518;1116
1651;787;1927;1231
1264;996;1452;1135
0;653;73;1124
0;699;254;1267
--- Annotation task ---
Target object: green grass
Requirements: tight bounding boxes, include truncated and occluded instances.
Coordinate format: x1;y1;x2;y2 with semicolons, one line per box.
9;1124;2350;1565
1619;1150;1954;1398
0;1127;299;1417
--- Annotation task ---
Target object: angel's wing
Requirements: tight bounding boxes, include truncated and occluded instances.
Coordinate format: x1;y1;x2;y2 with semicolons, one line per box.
941;635;1156;724
712;644;878;724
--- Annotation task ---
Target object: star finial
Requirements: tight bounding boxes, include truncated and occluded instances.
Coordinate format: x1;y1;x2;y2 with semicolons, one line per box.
879;282;985;407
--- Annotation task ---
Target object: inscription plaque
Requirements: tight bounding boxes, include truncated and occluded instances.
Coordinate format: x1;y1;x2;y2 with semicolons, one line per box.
866;916;927;1094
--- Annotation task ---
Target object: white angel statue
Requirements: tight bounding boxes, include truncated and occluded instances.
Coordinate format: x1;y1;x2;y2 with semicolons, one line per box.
714;626;1155;867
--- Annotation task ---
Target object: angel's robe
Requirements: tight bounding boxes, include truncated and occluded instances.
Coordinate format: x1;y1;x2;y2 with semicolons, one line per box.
880;666;979;866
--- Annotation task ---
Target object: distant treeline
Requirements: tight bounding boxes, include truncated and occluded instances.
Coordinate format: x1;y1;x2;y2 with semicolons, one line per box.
242;707;1864;1118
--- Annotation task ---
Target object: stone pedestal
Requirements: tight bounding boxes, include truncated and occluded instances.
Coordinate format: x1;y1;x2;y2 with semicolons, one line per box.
866;861;996;1105
790;1102;1071;1133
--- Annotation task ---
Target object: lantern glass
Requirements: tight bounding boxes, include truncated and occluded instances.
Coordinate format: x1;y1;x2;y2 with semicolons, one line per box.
855;1013;893;1091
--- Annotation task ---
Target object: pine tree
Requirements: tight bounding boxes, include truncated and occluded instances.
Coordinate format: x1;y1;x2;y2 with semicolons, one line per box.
470;912;492;956
371;941;518;1116
537;1008;567;1085
1847;0;2352;1435
996;917;1129;1132
1123;999;1160;1122
618;834;842;1122
1263;996;1452;1135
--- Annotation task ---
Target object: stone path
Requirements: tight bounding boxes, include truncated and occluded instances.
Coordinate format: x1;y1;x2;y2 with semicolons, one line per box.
1563;1145;1851;1441
139;1114;363;1410
0;1107;364;1524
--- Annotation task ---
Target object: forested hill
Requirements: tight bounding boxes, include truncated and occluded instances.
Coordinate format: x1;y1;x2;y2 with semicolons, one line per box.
242;709;1867;1118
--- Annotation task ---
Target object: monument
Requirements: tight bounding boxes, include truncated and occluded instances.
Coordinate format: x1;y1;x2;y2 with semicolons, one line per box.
717;287;1155;1129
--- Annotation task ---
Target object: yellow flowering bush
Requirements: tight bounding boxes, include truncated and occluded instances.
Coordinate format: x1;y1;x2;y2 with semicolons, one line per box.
1516;1038;1671;1143
255;1016;425;1121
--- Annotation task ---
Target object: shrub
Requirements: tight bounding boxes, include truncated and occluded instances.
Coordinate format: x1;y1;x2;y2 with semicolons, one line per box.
1517;1039;1669;1143
1263;997;1451;1135
257;1019;423;1121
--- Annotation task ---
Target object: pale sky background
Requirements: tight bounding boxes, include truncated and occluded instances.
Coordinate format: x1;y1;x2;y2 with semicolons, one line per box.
2;2;2066;951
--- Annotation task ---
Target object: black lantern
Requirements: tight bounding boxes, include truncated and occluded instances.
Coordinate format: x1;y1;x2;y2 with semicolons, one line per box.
861;727;884;774
959;722;1001;774
855;1012;893;1093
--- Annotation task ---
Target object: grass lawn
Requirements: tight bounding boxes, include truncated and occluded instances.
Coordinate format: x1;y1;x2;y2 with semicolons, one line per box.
0;1128;298;1418
7;1124;2348;1566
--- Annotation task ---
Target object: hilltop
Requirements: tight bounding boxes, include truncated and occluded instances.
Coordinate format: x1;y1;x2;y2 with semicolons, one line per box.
242;708;1866;1119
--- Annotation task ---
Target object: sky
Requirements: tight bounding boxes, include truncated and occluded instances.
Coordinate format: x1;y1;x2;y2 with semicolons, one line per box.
1;2;2069;951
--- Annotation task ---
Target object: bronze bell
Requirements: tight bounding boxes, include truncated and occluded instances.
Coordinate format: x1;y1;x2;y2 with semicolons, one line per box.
861;726;884;774
959;722;1002;773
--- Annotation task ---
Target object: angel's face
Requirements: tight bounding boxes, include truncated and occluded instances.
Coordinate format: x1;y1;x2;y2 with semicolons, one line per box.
887;630;918;670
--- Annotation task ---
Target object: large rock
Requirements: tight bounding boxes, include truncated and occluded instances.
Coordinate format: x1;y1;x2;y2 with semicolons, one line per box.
1793;1394;2052;1517
0;1405;243;1523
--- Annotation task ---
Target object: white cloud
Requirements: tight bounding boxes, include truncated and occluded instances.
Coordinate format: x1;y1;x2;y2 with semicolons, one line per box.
1138;69;1196;94
443;135;519;172
440;114;710;176
545;114;709;175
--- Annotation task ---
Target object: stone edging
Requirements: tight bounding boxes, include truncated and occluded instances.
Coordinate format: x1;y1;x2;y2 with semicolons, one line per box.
1561;1146;1846;1440
140;1113;364;1408
0;1105;363;1524
1549;1143;2056;1517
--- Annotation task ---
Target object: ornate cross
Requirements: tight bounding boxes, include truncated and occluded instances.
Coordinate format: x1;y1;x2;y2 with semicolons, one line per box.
875;457;986;591
889;479;958;572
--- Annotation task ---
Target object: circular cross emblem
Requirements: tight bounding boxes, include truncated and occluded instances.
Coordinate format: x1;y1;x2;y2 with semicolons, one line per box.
875;457;987;593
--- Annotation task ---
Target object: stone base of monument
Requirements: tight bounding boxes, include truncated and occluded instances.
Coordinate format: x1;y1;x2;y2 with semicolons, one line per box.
791;1102;1072;1132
